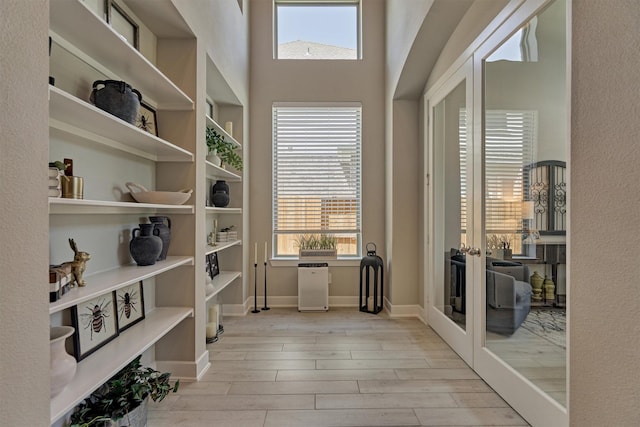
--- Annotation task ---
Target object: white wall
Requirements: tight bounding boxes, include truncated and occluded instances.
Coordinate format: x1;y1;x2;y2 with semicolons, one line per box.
570;0;640;424
249;0;386;303
0;1;50;425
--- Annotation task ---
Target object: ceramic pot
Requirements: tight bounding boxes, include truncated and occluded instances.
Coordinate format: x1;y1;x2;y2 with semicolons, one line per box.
211;180;230;207
530;271;544;301
50;326;76;398
149;216;171;261
207;150;222;166
544;276;556;302
130;224;162;266
90;80;142;124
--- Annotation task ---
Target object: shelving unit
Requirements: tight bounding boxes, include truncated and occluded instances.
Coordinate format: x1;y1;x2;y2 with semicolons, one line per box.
49;86;193;162
205;240;242;255
205;206;242;214
206;160;242;181
49;256;193;314
50;306;193;424
206;271;242;302
49;0;193;110
49;198;194;215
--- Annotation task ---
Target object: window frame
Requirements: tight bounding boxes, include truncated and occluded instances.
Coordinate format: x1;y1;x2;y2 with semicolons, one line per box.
272;102;363;260
273;0;362;60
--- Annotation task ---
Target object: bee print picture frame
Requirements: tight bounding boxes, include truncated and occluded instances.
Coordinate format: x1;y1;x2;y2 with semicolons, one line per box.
116;281;145;333
71;291;119;361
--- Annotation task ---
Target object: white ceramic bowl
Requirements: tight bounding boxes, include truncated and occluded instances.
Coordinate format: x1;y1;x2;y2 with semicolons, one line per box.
126;182;192;205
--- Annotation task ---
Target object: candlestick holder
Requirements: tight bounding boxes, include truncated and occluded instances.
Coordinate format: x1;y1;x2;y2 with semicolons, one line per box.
251;263;260;313
262;261;270;311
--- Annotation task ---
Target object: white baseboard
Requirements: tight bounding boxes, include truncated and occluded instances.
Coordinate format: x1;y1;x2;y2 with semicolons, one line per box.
224;296;426;323
156;349;210;381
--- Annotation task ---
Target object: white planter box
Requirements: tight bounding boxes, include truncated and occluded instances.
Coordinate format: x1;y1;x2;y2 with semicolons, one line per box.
299;249;337;260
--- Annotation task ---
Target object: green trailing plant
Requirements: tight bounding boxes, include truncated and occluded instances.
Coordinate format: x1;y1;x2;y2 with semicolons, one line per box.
206;127;243;171
295;234;337;251
69;355;179;427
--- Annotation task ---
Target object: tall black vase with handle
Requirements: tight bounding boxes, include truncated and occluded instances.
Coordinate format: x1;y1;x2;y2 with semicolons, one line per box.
149;216;171;261
129;224;162;266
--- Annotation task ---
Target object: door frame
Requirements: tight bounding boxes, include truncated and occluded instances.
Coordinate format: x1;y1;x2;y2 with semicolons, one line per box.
425;57;474;365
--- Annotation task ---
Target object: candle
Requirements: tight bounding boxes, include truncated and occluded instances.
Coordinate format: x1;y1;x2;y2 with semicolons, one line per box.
254;242;257;264
224;121;233;137
206;323;217;339
264;241;268;263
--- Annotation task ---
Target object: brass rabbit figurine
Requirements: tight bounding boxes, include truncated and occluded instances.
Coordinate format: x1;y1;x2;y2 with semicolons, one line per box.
68;238;90;287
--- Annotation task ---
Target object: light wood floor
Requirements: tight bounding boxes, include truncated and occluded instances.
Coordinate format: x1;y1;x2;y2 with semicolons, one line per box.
148;308;529;426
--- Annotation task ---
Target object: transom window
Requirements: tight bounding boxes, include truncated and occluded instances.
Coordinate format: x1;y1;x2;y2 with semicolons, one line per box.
272;104;362;257
274;1;360;60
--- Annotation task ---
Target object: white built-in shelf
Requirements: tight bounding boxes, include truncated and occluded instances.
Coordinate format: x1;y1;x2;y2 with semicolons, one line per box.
49;86;193;162
50;306;193;424
50;256;194;314
49;198;194;215
205;240;242;255
49;0;193;110
206;115;241;148
205;206;242;214
205;160;242;181
205;271;242;302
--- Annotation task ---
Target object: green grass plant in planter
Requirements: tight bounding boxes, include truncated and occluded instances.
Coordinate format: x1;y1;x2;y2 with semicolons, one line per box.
205;127;243;171
69;355;179;427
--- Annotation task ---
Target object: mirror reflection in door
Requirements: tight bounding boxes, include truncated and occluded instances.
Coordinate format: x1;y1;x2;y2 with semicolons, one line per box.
483;0;567;407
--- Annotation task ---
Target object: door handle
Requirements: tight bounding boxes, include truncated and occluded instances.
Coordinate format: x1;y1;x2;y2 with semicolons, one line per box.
468;247;482;257
459;244;470;253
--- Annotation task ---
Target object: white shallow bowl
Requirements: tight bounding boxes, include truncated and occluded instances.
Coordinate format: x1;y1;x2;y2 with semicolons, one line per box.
126;182;192;205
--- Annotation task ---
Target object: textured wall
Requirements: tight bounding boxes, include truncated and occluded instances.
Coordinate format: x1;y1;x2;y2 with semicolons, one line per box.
570;0;640;425
0;1;51;425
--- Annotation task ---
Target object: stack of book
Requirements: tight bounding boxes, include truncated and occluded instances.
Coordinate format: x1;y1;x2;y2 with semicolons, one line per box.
48;167;62;198
49;263;72;302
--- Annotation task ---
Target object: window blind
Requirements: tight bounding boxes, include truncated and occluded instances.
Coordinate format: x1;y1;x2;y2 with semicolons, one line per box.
484;110;537;233
273;105;362;255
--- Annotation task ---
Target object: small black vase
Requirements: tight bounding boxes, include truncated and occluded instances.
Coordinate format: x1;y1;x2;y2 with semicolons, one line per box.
149;216;171;261
211;180;230;207
130;224;162;266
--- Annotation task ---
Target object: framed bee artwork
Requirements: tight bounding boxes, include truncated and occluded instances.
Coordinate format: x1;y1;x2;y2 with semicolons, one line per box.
71;291;119;361
136;101;158;136
116;281;145;333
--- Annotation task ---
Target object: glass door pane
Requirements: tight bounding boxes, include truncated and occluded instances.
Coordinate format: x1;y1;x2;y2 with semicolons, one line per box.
481;0;568;415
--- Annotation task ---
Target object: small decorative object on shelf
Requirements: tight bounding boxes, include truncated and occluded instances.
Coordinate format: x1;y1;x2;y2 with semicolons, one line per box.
544;275;555;303
116;281;145;333
50;326;77;398
126;182;192;205
71;291;119;361
206;252;220;279
136;101;158;136
216;225;236;243
90;80;142;125
68;238;91;287
49;263;72;302
149;216;171;261
211;179;230;207
69;355;179;427
129;224;162;266
205;127;243;171
48;160;68;198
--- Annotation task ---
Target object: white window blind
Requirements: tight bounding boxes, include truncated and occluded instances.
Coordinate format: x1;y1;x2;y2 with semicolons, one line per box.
484;110;537;234
273;105;362;256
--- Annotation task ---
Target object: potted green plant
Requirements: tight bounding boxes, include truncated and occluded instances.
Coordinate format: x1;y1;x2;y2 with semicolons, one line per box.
69;355;179;427
296;234;338;259
206;127;243;171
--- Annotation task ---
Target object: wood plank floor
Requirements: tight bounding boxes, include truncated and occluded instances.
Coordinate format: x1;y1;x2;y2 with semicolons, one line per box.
148;308;529;426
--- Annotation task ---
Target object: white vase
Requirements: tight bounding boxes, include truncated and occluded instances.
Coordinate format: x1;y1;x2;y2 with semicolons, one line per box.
207;150;222;166
50;326;77;398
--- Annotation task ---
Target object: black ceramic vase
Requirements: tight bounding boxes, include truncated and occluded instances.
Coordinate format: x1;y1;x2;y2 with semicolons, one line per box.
211;180;230;208
149;216;171;261
90;80;142;124
130;224;162;266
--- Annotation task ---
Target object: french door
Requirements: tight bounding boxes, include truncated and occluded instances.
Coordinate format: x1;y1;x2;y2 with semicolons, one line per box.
426;0;569;425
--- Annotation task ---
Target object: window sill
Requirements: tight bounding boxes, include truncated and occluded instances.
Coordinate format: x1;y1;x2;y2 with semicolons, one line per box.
269;257;361;267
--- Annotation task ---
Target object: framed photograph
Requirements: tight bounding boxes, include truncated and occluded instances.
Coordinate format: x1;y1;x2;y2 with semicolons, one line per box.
206;252;220;279
136;101;158;136
105;0;139;49
116;281;145;332
71;291;119;361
